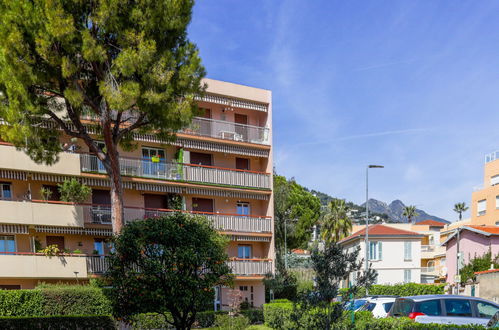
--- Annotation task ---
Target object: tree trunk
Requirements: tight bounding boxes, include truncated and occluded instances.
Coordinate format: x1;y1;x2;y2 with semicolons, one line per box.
106;145;125;234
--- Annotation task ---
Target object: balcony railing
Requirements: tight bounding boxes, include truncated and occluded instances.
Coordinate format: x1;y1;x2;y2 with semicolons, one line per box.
182;117;270;145
227;259;273;276
82;205;272;233
86;256;272;276
80;153;271;189
421;245;435;252
421;266;437;274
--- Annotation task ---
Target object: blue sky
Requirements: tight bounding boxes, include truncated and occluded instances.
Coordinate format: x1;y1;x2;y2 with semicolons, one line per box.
188;1;499;222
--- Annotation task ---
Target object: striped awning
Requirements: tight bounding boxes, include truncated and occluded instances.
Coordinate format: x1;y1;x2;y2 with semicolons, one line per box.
0;224;29;234
35;225;112;237
230;235;271;242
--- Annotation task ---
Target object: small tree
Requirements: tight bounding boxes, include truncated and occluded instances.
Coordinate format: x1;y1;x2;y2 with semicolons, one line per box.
290;243;377;330
460;251;499;284
402;205;419;223
107;213;232;330
39;187;53;201
453;202;469;221
58;179;91;203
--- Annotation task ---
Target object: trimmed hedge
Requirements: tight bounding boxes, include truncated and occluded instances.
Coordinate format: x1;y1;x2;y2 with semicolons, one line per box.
340;283;446;299
263;301;293;329
0;315;115;330
0;286;111;317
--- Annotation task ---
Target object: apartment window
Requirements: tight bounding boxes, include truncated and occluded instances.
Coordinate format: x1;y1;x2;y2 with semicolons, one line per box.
496;196;499;209
369;241;382;261
237;202;250;216
238;245;252;259
236;158;250;170
94;239;105;256
239;286;248;291
477;199;486;216
0;183;12;199
190;152;212;166
0;235;15;253
491;175;499;186
404;241;412;261
404;269;411;283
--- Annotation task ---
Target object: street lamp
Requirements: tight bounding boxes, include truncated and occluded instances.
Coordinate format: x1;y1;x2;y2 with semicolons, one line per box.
365;164;384;296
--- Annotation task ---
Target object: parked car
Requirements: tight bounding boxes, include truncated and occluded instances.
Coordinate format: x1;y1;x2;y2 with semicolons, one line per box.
359;297;397;318
488;311;499;328
343;298;369;312
390;295;499;326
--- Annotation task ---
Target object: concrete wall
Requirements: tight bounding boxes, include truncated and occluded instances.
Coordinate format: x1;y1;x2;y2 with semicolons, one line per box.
476;271;499;303
0;255;88;279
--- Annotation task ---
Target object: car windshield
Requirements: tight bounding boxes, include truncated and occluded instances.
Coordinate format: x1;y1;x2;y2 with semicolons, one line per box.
344;299;367;310
383;302;394;313
391;299;414;317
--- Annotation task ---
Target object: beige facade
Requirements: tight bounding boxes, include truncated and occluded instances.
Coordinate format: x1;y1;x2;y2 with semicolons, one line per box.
471;152;499;226
0;78;274;308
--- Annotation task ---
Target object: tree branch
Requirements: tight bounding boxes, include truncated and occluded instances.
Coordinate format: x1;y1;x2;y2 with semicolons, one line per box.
117;113;149;140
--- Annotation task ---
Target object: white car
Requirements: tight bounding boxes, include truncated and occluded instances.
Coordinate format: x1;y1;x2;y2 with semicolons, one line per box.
359;297;396;318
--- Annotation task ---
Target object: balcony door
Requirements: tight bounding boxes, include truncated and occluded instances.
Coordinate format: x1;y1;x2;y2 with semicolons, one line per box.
190;152;212;166
234;114;248;142
92;190;111;224
199;108;212;137
235;158;250;171
42;185;61;201
0;235;15;253
144;194;169;217
237;202;250;216
192;198;214;213
46;236;65;250
142;147;166;177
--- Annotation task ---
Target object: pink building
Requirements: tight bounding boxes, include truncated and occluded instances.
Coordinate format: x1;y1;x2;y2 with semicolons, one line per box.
442;226;499;284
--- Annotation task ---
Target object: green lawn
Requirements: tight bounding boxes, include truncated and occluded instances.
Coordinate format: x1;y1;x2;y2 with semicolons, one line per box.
200;326;271;330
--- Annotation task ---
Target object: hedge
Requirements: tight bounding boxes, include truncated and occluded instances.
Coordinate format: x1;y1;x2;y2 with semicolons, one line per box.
263;301;293;329
0;315;115;330
0;286;112;317
340;283;446;299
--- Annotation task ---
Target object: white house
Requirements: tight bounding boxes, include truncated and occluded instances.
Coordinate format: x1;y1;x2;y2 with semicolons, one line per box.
339;224;423;286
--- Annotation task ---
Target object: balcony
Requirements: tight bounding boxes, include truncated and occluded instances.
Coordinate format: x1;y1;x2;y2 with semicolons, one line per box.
86;256;272;276
80;154;271;189
182;117;270;145
421;245;446;259
0;199;84;227
421;266;440;276
0;143;81;176
0;253;88;278
227;259;273;276
84;205;272;234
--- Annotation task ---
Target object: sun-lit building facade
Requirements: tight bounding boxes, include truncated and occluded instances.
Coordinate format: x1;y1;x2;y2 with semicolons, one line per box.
0;78;274;308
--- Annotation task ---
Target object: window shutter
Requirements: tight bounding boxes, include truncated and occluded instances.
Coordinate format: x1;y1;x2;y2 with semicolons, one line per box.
378;242;382;260
404;241;411;260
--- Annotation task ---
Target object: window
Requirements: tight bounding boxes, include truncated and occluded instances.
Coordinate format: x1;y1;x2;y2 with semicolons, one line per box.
369;241;382;260
477;199;486;216
239;286;248;291
0;235;15;253
404;269;411;283
237;202;250;216
190;152;212;166
441;258;446;266
0;183;12;199
444;299;472;317
491;175;499;186
416;300;442;316
383;302;394;313
404;241;412;261
476;301;499;318
496;196;499;209
142;147;165;161
238;245;252;259
94;240;104;256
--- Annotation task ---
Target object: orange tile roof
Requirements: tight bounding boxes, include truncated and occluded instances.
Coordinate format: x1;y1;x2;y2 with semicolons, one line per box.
291;249;310;255
467;225;499;235
475;269;499;275
417;220;446;227
340;224;422;244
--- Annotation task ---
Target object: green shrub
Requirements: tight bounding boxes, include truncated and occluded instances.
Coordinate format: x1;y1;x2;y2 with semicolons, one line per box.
263;301;293;329
340;283;446;300
268;299;291;304
240;309;264;324
0;315;115;330
39;285;112;315
0;290;44;316
213;314;249;330
195;311;228;328
130;313;171;329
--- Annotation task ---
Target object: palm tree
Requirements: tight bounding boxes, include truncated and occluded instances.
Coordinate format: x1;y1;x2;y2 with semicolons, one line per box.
403;205;419;224
453;202;469;220
320;199;352;244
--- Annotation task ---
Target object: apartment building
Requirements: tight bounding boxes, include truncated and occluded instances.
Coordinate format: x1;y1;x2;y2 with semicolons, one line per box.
0;78;274;307
340;224;423;286
471;150;499;226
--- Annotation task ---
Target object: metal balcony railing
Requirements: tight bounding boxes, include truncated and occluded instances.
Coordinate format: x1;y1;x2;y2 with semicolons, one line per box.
81;204;272;233
80;153;271;189
182;117;270;145
86;256;272;276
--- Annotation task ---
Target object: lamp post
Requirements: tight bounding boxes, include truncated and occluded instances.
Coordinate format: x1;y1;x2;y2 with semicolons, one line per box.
365;164;384;296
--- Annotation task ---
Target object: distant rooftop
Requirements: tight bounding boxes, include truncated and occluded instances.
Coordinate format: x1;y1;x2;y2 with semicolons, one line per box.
416;220;446;227
340;224;423;244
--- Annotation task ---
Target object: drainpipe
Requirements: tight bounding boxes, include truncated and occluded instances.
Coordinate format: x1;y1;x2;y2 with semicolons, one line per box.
456;228;461;295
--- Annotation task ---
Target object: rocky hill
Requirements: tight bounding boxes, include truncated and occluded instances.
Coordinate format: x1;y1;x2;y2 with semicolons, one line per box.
361;199;449;224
